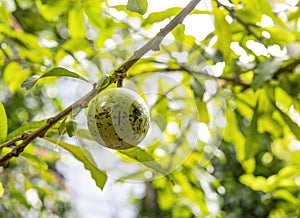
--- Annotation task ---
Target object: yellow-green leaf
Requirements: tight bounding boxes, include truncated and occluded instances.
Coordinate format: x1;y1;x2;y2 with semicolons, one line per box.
4;62;31;92
21;67;90;90
277;108;300;141
45;137;107;189
223;107;246;161
68;8;85;39
20;153;48;171
75;128;94;141
126;0;148;15
212;1;232;62
239;174;268;192
118;147;168;176
273;189;298;204
196;101;209;123
252;59;282;89
0;49;4;66
245;102;260;159
0;102;7;143
0;182;3;198
65;119;78;137
145;7;211;25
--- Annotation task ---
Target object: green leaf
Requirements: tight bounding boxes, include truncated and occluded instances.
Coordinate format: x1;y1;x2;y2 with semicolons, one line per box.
20;153;48;171
126;0;148;15
0;49;4;66
45;137;107;189
153;113;167;132
241;158;256;174
84;6;103;28
171;24;195;50
118;147;168;176
36;0;69;21
196;101;209;123
288;7;300;21
277;107;300;140
95;74;111;90
146;7;182;24
4;62;31;92
65;119;78;137
223;107;246;161
58;119;67;135
20;75;40;90
6;184;30;208
245;101;260;159
21;67;90;90
190;77;205;99
235;0;264;24
252;59;282;89
75;129;94;141
273;189;298;204
239;174;269;192
258;115;282;137
188;77;209;122
266;26;296;45
68;8;85;39
0;102;7;143
6;120;47;141
212;1;232;62
145;8;211;25
0;182;3;198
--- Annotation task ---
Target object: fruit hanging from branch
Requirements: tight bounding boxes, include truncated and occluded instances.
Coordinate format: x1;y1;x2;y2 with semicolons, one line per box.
87;88;150;150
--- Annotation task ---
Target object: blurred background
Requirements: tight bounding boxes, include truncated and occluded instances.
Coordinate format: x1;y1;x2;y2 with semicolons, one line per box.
1;0;300;217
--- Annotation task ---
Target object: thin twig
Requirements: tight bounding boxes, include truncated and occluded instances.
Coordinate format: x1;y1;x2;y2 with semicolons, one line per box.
273;58;300;79
0;135;23;149
0;84;111;166
215;0;263;42
0;0;202;166
129;66;250;88
114;0;202;75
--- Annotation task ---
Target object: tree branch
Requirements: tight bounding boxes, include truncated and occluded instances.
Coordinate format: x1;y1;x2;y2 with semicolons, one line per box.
0;135;23;149
0;84;112;166
0;0;202;167
273;58;300;79
114;0;202;78
128;66;250;88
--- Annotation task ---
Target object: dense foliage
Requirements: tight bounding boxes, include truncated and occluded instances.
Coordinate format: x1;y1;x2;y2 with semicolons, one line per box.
1;0;300;217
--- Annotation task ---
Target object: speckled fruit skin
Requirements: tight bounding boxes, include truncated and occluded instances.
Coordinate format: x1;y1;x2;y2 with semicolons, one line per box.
87;88;150;150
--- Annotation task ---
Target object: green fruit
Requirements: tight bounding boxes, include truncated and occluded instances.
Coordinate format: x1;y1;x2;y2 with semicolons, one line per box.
87;88;150;150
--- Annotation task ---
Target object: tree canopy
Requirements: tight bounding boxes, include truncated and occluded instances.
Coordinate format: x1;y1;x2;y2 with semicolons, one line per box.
1;0;300;217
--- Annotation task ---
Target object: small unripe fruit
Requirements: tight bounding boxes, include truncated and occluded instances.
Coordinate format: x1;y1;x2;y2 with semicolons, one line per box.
87;88;150;150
